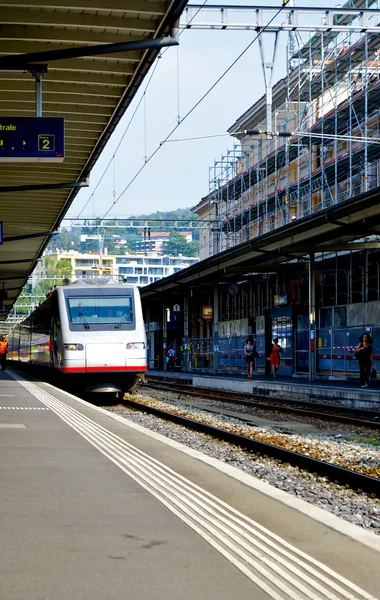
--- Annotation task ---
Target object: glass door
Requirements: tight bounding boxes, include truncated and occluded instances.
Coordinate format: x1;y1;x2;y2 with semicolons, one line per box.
271;315;293;376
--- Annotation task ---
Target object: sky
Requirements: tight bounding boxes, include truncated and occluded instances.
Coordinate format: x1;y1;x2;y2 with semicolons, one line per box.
65;0;339;221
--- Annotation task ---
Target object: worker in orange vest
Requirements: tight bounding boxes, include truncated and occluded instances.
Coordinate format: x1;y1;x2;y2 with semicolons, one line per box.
0;334;8;371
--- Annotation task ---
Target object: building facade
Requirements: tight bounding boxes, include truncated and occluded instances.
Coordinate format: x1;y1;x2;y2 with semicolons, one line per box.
193;5;380;260
169;2;380;379
33;251;199;288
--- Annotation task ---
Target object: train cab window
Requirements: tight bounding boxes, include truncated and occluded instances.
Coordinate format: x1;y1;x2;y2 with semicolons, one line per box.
67;296;134;329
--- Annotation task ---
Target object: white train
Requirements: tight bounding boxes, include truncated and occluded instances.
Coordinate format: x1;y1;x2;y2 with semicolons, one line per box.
8;279;147;394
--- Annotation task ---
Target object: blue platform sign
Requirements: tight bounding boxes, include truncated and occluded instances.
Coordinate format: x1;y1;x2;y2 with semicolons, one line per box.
0;221;3;245
0;117;64;162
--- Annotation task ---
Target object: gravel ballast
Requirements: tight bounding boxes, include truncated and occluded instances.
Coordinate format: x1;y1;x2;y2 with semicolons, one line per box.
100;390;380;536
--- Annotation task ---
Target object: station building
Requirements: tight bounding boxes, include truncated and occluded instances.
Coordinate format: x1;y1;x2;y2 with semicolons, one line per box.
141;15;380;381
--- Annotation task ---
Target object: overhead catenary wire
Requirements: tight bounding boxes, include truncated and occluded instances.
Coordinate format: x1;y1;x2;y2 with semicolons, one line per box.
68;0;209;230
96;2;288;224
163;131;380;145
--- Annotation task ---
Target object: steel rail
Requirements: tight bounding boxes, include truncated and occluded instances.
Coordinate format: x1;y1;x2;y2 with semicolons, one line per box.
144;381;380;429
122;398;380;497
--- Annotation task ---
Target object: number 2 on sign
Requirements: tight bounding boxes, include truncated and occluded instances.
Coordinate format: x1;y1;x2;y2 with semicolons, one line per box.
38;134;55;152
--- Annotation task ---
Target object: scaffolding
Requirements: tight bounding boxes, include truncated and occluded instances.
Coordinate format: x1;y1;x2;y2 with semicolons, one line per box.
192;0;380;258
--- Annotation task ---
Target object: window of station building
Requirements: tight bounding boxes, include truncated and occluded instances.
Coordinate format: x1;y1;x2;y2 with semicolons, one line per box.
321;269;336;307
337;268;349;305
127;276;139;284
116;257;127;264
150;268;163;275
351;254;364;304
298;274;309;306
334;306;347;328
140;277;149;284
135;268;143;274
145;258;161;265
320;307;332;328
368;255;379;302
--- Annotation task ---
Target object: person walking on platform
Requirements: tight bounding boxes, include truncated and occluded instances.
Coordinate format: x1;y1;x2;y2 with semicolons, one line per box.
355;333;373;388
244;338;255;379
0;334;8;371
269;338;282;378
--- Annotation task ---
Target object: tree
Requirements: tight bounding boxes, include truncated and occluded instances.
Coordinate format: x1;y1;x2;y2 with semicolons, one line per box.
46;209;200;254
34;256;73;297
165;232;198;257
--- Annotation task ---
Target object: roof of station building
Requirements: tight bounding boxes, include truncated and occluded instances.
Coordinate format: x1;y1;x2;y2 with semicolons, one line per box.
0;0;187;320
141;186;380;298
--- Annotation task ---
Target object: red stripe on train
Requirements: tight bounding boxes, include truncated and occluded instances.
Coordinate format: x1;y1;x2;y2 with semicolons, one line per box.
58;366;147;373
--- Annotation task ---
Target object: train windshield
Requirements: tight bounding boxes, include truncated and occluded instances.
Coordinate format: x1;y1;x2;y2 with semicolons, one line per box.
67;296;133;326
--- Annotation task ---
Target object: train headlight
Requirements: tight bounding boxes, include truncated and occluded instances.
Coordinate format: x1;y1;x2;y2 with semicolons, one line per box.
64;344;84;351
126;342;145;350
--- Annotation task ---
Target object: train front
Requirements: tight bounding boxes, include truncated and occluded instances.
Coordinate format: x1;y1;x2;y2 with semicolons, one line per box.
57;281;147;394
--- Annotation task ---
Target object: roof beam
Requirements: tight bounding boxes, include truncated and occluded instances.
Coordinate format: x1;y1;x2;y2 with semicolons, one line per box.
0;0;166;16
0;258;41;265
0;172;85;183
5;103;113;116
287;243;380;253
221;263;310;274
0;57;138;74
0;25;147;46
0;79;123;98
1;11;158;33
0;45;142;64
2;166;81;176
0;181;88;194
0;70;129;86
0;92;118;107
3;231;59;242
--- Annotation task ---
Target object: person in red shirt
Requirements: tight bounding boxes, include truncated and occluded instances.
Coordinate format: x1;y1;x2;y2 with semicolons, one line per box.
269;338;282;378
0;334;8;371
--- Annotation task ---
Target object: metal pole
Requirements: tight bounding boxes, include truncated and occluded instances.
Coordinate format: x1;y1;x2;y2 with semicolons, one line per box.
213;283;219;374
364;31;369;193
35;72;43;117
321;31;325;209
163;300;168;372
309;252;316;381
183;293;190;372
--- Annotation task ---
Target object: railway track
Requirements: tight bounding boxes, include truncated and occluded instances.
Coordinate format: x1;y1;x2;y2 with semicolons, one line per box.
9;364;380;498
122;395;380;497
143;380;380;430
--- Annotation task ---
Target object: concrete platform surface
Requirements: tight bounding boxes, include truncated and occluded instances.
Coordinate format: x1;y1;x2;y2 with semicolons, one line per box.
0;368;379;600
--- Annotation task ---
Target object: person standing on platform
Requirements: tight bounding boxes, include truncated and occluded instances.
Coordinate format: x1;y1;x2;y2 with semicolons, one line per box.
355;333;374;388
244;338;255;379
269;338;282;378
167;345;176;371
0;334;8;371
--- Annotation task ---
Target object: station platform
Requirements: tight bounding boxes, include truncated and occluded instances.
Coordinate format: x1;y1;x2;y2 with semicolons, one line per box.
1;367;380;600
146;370;380;411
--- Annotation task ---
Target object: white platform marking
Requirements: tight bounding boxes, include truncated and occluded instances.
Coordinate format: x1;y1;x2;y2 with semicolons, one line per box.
0;406;49;410
0;424;25;428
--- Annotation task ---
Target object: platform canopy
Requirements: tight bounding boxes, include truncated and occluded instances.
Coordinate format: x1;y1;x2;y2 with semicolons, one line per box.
0;0;187;320
140;186;380;297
